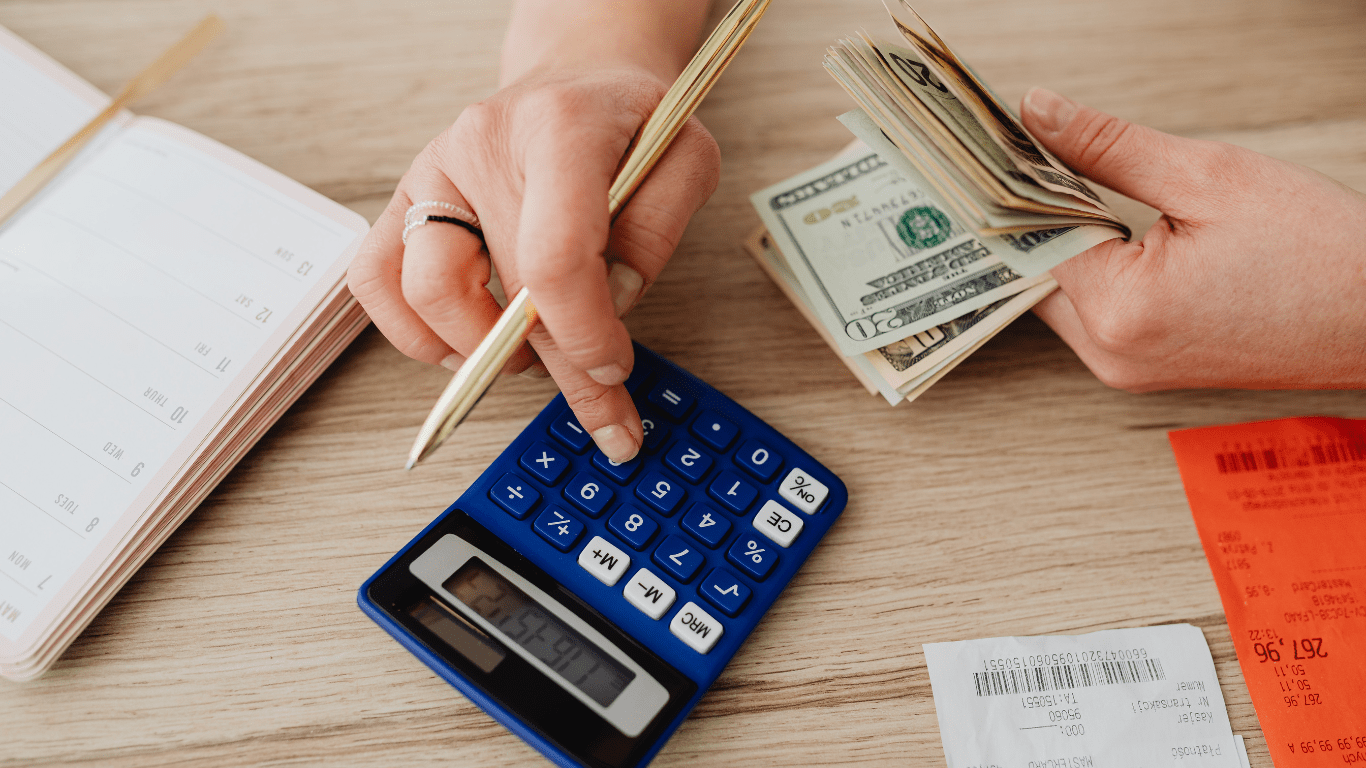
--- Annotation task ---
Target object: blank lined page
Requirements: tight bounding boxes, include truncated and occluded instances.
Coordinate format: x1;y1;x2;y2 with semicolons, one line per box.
0;25;107;191
0;118;365;644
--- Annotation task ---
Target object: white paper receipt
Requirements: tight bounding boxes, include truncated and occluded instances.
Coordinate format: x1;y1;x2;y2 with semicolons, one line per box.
924;624;1245;768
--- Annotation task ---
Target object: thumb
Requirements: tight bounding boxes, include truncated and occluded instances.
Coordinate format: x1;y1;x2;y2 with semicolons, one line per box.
1021;87;1207;213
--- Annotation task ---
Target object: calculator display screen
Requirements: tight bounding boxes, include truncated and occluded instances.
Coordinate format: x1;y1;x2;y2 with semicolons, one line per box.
407;597;506;674
445;559;636;707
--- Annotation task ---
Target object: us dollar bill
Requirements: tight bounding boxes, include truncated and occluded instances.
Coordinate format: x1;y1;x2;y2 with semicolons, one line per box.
750;126;1072;356
840;109;1122;278
743;225;1057;405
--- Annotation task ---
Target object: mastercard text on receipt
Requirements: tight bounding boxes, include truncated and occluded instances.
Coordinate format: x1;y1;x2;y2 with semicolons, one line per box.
924;624;1244;768
1170;416;1366;765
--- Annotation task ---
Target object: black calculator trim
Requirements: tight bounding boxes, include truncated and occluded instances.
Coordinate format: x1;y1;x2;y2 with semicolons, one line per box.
364;508;697;768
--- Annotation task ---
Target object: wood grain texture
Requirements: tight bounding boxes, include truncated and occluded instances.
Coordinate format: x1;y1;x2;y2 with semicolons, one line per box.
3;0;1364;765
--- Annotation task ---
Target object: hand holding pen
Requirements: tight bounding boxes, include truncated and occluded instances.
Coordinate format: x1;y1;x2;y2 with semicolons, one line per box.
348;0;732;465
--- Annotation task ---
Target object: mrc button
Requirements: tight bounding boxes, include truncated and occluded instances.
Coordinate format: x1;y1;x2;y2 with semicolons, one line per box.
753;499;803;548
670;601;723;654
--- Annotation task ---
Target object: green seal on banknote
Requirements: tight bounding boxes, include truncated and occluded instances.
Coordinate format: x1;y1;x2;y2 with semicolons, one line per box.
896;206;952;250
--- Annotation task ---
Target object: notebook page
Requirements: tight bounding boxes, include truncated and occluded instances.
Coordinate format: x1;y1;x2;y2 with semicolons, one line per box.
0;117;366;648
0;24;111;191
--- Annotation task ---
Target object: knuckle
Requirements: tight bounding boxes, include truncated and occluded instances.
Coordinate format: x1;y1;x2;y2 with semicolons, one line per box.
1086;302;1156;357
560;382;617;428
1087;357;1153;393
617;202;685;268
521;249;591;291
346;259;385;304
452;99;500;140
401;267;468;319
523;84;591;129
679;119;722;195
1071;112;1141;173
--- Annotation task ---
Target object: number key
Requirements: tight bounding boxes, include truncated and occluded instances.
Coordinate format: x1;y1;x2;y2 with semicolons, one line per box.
664;440;713;483
680;502;731;548
734;439;783;482
606;504;659;550
592;449;643;483
652;535;705;582
635;470;685;516
707;470;758;514
563;472;613;517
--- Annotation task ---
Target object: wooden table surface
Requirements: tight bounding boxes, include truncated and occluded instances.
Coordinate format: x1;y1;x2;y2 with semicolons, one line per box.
4;0;1365;765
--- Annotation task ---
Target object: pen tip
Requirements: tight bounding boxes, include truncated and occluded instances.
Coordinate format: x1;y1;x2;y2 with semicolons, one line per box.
404;458;416;471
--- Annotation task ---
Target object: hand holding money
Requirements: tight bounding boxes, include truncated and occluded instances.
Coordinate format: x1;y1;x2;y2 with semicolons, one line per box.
1021;87;1366;390
746;1;1126;405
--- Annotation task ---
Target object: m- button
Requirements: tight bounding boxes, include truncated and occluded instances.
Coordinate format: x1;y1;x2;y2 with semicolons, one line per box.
669;601;723;654
752;499;803;548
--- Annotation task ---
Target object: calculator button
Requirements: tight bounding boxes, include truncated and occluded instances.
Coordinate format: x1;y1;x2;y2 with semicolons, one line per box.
753;499;804;548
623;362;653;394
563;473;614;518
647;381;695;421
680;502;731;548
592;449;642;483
690;411;739;451
699;568;752;617
548;410;593;453
652;535;705;582
635;471;686;516
489;473;540;519
708;470;759;514
670;601;723;654
638;409;671;454
663;440;713;483
622;568;676;620
726;535;779;580
519;442;569;485
578;536;630;586
734;439;783;482
779;467;829;514
533;506;585;552
606;505;659;550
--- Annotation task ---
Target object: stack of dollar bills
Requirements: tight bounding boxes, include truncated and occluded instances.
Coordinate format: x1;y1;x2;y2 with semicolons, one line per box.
745;0;1130;405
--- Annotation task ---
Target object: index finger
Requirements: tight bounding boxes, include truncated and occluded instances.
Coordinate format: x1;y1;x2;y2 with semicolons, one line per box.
515;127;636;386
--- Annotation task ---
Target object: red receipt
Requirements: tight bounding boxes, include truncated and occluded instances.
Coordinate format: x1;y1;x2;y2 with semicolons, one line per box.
1169;417;1366;765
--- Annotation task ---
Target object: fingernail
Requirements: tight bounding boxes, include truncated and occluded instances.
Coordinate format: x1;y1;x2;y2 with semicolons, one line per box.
592;424;639;463
440;353;466;372
1024;87;1078;135
587;363;629;386
519;362;550;379
606;262;645;318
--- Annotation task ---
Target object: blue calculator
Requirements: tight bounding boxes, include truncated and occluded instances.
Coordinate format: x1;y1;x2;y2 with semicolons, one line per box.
358;344;847;768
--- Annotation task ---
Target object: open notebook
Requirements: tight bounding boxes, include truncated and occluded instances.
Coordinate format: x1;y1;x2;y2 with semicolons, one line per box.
0;25;370;680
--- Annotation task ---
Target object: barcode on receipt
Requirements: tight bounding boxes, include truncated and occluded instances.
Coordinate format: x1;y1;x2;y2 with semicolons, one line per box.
972;658;1166;697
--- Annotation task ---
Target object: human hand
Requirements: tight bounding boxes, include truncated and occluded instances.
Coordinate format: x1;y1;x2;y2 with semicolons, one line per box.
1020;87;1366;391
347;66;720;461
